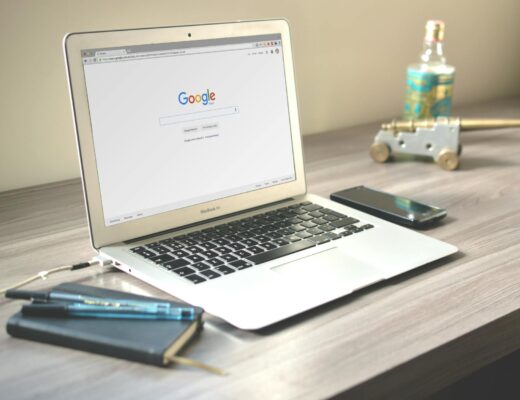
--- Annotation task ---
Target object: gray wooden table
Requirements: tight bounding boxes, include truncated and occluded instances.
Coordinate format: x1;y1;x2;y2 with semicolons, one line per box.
1;98;519;400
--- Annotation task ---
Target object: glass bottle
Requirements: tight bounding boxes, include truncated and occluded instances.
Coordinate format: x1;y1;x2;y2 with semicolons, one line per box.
403;20;455;120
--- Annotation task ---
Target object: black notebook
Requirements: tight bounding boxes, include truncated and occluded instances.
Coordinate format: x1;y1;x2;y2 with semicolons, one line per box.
6;283;204;367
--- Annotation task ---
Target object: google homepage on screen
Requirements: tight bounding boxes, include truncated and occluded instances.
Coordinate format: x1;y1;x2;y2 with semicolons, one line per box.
82;35;296;226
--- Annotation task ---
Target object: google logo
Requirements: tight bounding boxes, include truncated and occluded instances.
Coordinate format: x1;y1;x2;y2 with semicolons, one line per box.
178;89;216;106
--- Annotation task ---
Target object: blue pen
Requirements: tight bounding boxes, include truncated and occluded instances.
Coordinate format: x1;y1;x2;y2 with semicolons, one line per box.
6;289;180;313
21;302;196;321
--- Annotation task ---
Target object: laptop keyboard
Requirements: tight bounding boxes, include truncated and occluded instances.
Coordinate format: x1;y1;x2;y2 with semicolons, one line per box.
130;201;374;284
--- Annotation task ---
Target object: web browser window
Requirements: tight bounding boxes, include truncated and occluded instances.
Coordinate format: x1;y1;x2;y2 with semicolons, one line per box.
81;34;296;226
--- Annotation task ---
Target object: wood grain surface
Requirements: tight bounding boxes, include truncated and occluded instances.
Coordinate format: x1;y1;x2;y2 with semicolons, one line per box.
1;98;519;400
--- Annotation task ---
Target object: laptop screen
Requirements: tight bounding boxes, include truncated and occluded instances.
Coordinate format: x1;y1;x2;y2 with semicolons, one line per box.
81;34;296;227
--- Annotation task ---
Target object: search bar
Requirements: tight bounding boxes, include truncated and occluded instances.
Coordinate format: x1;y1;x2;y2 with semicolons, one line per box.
159;106;240;126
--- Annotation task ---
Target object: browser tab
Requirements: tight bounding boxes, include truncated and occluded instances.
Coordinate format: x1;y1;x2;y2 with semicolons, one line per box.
95;49;127;57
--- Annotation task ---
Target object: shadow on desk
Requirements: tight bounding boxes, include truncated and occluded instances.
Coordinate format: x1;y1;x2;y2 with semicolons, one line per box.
428;348;520;400
458;156;518;171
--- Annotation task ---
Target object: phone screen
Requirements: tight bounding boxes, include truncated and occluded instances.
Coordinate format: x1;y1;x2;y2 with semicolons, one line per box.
332;186;445;223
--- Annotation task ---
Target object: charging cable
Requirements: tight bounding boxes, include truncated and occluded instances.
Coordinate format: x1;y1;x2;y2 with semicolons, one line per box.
0;256;113;296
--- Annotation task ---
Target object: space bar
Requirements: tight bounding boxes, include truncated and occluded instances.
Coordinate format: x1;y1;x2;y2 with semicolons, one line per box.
246;240;316;265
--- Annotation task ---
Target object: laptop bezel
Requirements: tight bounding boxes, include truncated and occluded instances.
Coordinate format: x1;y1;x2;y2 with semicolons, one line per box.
64;20;306;249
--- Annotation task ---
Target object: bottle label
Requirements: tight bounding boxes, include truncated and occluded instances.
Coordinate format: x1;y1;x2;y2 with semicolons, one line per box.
404;69;454;119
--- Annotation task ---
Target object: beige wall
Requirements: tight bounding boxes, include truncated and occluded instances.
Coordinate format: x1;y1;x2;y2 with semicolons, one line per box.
1;0;519;192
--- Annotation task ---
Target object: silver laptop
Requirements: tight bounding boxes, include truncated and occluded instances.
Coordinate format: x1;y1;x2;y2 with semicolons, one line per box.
64;20;457;329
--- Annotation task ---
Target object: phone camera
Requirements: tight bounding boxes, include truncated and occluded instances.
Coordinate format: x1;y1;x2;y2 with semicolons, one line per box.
188;33;192;37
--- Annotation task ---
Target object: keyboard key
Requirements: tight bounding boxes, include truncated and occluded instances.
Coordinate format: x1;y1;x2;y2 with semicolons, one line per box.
279;228;295;236
306;227;324;235
266;231;283;239
221;254;239;263
302;204;322;212
273;221;288;230
248;245;265;254
201;269;221;279
192;262;211;271
277;211;296;219
214;238;230;246
320;224;336;232
216;266;236;275
323;214;340;222
149;254;175;264
130;246;146;252
188;233;204;242
131;248;156;259
247;239;315;265
263;223;278;232
291;224;306;232
184;274;206;284
321;208;346;218
214;224;228;232
148;245;170;254
296;231;313;239
186;254;205;263
309;235;331;244
361;224;374;230
164;259;190;270
308;211;324;218
285;235;302;242
240;238;258;247
224;235;242;243
199;241;217;250
330;218;359;228
228;242;245;251
312;218;328;225
182;238;199;247
173;249;190;258
323;232;341;240
298;214;313;221
234;249;252;258
215;246;233;255
230;260;253;270
186;245;203;254
201;250;219;259
164;242;184;251
240;231;256;239
301;221;317;229
273;238;290;246
207;258;225;267
254;235;271;243
260;242;277;250
173;266;196;277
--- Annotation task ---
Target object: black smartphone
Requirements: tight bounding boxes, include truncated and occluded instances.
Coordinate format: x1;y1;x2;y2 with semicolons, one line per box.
330;186;447;228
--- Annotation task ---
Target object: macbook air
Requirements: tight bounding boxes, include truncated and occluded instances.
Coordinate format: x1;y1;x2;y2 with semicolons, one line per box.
64;20;457;329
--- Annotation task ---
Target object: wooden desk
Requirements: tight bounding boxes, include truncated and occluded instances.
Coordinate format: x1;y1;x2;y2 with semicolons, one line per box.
1;98;519;399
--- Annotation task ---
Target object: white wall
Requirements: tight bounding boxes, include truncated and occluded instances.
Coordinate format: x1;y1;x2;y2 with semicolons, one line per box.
1;0;519;192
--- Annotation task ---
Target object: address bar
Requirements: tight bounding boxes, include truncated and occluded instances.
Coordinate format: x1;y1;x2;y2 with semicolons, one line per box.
97;43;255;63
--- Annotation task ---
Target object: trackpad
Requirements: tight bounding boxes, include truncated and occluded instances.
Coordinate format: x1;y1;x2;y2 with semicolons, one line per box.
271;247;383;291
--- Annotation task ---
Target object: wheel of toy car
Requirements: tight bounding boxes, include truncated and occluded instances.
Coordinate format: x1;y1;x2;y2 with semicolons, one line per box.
370;142;391;163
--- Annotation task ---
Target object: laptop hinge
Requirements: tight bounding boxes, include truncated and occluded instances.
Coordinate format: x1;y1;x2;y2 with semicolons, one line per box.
124;197;297;245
